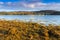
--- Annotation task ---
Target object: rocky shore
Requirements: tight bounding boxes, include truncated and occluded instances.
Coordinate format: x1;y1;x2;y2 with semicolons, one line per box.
0;20;60;40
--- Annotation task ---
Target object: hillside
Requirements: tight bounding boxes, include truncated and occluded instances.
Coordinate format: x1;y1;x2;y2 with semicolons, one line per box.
0;12;33;15
35;10;60;15
0;10;60;15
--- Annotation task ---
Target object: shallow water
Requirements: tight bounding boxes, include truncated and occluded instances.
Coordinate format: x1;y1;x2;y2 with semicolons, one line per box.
0;15;60;25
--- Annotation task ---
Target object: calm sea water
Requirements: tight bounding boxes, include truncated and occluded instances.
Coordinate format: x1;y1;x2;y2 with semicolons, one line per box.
0;15;60;25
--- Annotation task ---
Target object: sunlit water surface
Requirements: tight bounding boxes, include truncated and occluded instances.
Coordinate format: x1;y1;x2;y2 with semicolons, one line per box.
0;15;60;25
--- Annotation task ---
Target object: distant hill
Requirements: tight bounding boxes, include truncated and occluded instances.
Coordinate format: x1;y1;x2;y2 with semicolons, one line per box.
35;10;60;15
0;11;34;15
0;10;60;15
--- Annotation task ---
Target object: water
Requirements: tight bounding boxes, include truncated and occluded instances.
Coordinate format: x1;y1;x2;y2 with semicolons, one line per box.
0;15;60;25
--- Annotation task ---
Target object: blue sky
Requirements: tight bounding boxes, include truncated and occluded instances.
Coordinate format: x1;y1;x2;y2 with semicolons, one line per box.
0;0;60;11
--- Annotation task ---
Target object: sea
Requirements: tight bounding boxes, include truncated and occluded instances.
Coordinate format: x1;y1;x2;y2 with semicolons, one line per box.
0;15;60;25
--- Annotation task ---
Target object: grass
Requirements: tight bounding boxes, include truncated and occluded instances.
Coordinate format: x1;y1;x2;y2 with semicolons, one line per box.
0;20;60;40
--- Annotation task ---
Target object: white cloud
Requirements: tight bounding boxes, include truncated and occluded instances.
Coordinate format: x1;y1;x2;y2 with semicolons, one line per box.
23;3;35;8
7;2;12;5
0;2;4;4
0;1;60;11
20;2;48;8
24;2;60;11
5;2;47;8
0;2;4;8
29;4;35;8
6;2;60;11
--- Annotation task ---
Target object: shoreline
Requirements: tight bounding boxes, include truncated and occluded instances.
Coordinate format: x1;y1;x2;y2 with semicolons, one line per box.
0;19;59;26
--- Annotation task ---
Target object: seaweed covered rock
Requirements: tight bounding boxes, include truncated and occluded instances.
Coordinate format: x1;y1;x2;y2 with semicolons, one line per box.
0;20;60;40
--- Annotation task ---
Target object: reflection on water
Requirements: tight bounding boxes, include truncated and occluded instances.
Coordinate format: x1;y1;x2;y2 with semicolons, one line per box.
0;15;60;25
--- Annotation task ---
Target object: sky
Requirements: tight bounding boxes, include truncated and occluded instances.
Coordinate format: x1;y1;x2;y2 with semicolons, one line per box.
0;0;60;11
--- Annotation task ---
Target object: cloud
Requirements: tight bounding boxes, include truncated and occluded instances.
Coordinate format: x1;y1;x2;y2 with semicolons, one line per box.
21;2;60;10
3;2;47;8
5;2;60;11
0;2;4;4
18;2;47;8
0;1;60;11
7;2;12;5
22;3;35;8
19;2;48;8
0;2;4;9
6;2;16;6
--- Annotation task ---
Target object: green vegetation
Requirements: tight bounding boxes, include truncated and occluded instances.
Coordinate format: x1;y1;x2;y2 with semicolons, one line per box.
0;20;60;40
